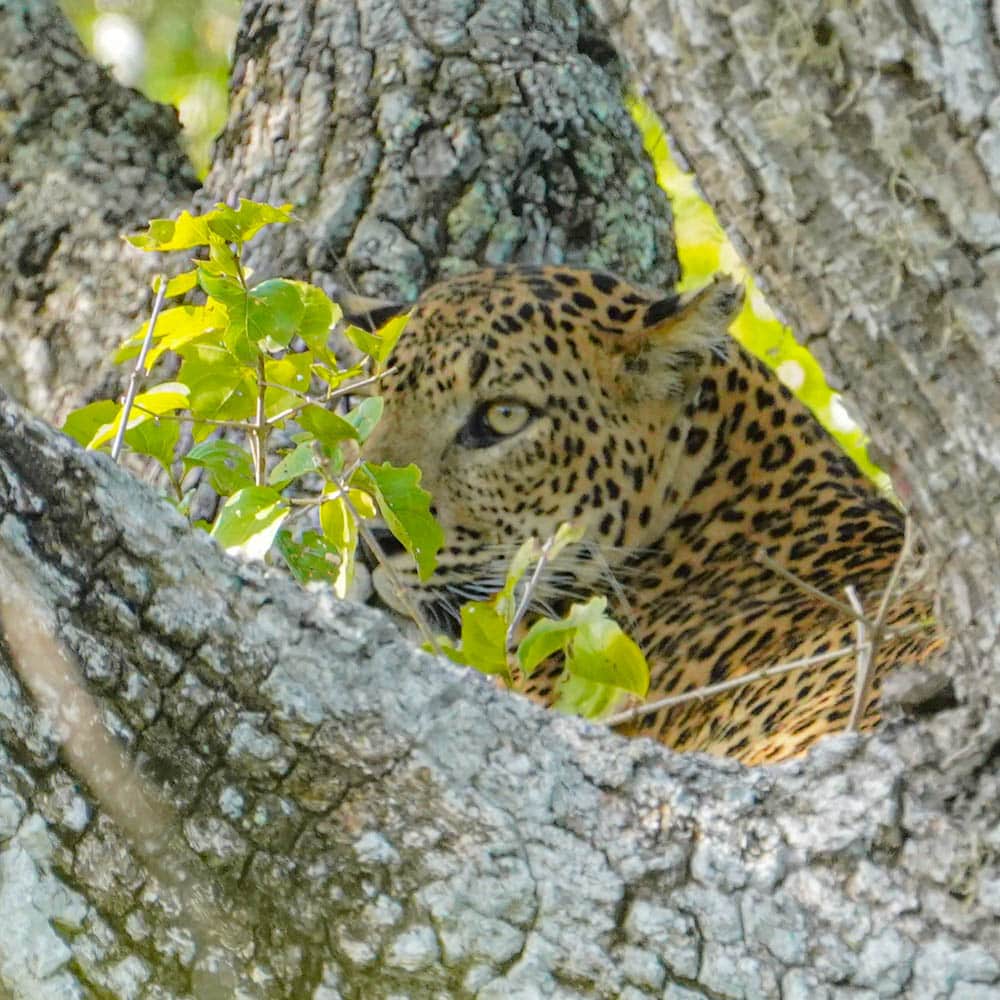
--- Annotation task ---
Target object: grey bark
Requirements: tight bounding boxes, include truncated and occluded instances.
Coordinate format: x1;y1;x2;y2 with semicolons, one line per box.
593;0;1000;682
2;395;999;1000
210;0;678;301
1;0;999;998
0;0;199;422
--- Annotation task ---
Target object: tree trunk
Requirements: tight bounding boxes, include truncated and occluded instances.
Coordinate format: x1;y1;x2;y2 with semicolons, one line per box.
2;1;999;998
208;0;678;300
0;0;199;422
594;0;1000;678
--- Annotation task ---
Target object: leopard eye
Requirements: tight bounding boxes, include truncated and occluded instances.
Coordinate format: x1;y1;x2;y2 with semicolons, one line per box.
484;401;532;436
457;399;537;448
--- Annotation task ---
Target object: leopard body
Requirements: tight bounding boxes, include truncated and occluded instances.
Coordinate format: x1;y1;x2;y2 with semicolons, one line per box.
361;266;938;764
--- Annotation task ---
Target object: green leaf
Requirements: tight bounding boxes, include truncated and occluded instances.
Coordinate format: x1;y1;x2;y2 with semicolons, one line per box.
311;361;366;390
62;400;119;448
126;211;213;252
517;615;575;676
177;342;256;426
264;352;313;419
342;313;410;366
345;396;383;443
356;462;443;582
155;270;199;298
292;282;340;352
246;279;305;347
565;602;649;697
124;419;180;471
115;302;228;369
268;440;319;486
341;324;381;359
197;266;245;307
349;486;377;520
223;309;257;366
456;601;510;677
372;313;409;365
211;486;288;558
275;529;343;586
552;673;634;721
517;595;605;675
298;405;359;448
88;382;190;449
319;493;357;598
184;440;255;496
202;237;240;279
208;200;293;244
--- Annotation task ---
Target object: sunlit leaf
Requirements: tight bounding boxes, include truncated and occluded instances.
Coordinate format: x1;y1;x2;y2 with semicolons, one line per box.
566;607;649;697
88;382;189;449
319;492;357;598
292;282;340;352
177;342;256;426
342;324;380;359
517;615;575;676
155;270;199;298
62;400;119;448
208;200;294;244
211;486;288;558
264;352;313;419
372;313;409;365
126;211;213;252
552;672;633;721
197;266;244;307
115;302;229;369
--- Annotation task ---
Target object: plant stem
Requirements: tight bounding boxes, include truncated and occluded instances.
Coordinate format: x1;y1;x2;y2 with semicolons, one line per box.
111;275;168;462
603;620;925;727
845;517;914;730
253;353;267;486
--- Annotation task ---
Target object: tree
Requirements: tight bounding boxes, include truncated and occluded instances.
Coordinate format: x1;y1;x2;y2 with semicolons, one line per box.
1;1;998;998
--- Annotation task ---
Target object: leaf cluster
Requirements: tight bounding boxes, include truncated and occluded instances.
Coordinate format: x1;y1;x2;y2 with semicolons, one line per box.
436;524;649;720
63;199;439;597
63;199;650;724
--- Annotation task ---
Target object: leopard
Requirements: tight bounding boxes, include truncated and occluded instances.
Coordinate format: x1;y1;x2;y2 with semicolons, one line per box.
355;265;940;765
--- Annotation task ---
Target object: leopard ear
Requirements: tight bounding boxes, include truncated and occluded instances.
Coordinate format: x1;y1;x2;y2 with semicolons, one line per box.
336;291;410;332
612;277;743;402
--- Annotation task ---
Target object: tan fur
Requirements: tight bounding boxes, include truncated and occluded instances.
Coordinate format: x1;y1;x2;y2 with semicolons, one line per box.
362;266;940;764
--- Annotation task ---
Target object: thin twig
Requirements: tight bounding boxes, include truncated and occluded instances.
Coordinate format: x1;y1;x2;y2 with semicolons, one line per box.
505;535;558;653
129;404;251;430
755;545;875;629
603;621;926;727
845;516;914;730
111;275;168;461
844;585;872;732
253;353;267;486
326;366;397;399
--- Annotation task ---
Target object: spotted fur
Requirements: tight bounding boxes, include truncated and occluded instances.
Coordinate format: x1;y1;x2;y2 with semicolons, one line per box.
361;266;939;764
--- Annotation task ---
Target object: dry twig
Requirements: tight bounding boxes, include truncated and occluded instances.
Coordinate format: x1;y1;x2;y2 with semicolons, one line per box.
111;274;168;461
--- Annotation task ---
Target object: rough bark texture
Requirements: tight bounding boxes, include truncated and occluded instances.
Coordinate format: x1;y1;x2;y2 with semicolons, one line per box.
208;0;679;301
1;0;999;997
0;0;199;423
2;393;999;1000
594;0;1000;682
